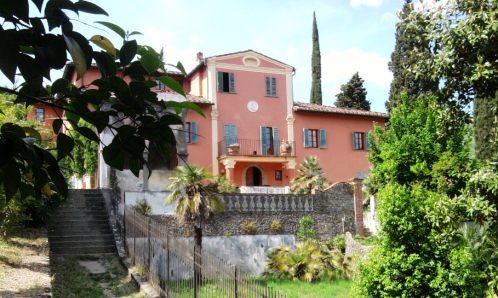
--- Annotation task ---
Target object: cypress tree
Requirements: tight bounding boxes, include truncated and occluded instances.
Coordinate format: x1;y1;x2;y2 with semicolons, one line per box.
310;12;322;105
386;0;437;112
335;72;371;111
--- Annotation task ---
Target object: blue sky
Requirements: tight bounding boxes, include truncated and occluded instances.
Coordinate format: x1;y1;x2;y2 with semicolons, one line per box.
5;0;404;112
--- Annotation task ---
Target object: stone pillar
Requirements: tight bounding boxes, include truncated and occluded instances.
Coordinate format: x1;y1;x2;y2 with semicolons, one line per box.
351;178;365;236
223;160;236;184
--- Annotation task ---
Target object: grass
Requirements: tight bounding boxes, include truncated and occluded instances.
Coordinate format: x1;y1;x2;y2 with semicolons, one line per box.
263;278;353;298
51;256;144;298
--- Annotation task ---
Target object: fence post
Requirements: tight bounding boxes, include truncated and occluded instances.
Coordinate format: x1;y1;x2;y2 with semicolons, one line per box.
133;209;136;266
193;245;198;298
234;267;238;298
147;217;151;275
166;234;170;297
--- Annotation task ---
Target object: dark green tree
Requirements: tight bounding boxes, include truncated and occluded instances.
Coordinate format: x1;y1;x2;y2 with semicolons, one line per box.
334;72;370;111
310;11;322;105
386;0;438;112
409;0;498;161
60;121;98;179
474;94;498;161
0;0;200;204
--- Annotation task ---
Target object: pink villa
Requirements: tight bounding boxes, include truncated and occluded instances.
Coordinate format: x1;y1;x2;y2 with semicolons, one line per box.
182;50;387;189
65;49;387;192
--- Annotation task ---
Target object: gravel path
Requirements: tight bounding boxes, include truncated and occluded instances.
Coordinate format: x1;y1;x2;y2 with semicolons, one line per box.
0;229;51;298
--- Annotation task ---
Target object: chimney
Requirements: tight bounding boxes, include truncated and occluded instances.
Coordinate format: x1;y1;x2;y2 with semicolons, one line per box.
196;52;204;62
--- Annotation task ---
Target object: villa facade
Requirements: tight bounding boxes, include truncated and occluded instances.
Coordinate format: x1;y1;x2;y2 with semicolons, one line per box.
64;49;387;192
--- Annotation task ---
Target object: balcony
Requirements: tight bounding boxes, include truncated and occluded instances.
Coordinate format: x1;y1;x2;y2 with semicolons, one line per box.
218;139;296;157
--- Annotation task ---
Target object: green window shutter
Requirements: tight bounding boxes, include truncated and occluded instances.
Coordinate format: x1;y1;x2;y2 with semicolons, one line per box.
319;128;327;148
303;128;310;148
273;127;279;154
217;72;223;91
191;122;198;144
228;73;235;92
265;77;271;95
271;77;277;96
353;132;357;150
184;122;190;143
366;131;372;150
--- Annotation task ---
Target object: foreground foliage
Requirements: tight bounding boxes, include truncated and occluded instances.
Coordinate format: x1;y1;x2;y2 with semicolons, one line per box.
262;278;352;298
0;0;199;216
357;96;497;297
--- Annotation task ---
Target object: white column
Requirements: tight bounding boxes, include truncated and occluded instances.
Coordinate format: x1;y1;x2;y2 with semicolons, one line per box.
207;62;219;174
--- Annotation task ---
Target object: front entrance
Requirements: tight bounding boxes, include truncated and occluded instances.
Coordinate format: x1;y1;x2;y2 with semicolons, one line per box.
246;167;263;186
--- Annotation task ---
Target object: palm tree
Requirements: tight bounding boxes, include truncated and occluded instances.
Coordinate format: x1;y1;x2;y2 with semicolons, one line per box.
166;165;224;248
290;156;329;194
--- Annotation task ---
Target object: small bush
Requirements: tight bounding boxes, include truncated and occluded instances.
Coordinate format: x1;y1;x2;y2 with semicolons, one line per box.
270;220;282;233
297;216;316;241
326;235;346;254
265;240;352;282
240;220;257;235
223;231;233;237
133;198;151;216
215;175;237;193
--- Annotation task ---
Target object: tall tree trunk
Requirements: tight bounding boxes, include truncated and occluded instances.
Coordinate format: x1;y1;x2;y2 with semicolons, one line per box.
193;225;203;289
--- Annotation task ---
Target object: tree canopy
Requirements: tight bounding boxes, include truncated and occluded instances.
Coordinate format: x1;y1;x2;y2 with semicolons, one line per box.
0;0;201;201
334;72;370;111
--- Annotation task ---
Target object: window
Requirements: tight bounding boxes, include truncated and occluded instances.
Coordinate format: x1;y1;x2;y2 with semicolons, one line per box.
261;127;279;155
217;72;235;93
185;121;198;144
36;108;45;122
353;132;365;150
265;76;277;96
303;128;327;148
155;79;166;91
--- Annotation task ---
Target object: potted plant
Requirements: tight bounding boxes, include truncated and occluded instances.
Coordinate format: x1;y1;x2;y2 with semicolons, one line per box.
227;143;240;155
280;140;292;156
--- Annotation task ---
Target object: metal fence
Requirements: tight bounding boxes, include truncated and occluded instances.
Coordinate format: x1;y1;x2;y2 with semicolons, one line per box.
124;207;286;297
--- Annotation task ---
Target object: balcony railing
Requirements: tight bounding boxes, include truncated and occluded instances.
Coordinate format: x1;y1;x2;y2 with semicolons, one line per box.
218;138;295;157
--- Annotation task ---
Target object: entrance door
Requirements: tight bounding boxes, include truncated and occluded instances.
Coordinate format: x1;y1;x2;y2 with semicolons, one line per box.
261;127;279;155
246;167;263;186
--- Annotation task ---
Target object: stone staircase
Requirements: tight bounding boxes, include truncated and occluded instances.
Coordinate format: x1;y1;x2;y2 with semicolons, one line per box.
48;189;117;257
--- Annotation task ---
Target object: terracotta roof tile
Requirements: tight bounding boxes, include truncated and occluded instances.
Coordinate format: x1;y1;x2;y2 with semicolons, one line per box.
293;102;388;118
186;94;213;105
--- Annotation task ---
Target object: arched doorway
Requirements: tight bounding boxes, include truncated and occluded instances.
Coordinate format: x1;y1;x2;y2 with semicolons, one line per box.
246;166;263;186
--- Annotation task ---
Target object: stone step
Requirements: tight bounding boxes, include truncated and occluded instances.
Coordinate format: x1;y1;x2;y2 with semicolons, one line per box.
51;214;109;220
53;209;108;215
50;239;115;248
50;245;116;255
50;219;111;225
48;234;114;242
48;226;112;236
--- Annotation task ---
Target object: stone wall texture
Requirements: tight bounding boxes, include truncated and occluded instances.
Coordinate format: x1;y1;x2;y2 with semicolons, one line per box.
154;182;355;240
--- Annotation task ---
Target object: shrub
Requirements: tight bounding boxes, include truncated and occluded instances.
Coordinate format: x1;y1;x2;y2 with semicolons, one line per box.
270;220;282;233
296;216;316;241
326;235;346;254
215;175;237;193
133;198;151;216
240;220;257;235
264;240;351;282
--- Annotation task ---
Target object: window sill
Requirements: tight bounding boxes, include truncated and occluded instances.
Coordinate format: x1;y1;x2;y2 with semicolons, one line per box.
218;91;237;94
264;95;279;98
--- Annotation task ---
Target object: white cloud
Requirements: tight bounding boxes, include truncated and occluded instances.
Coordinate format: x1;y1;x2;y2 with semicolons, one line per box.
322;48;392;97
350;0;383;8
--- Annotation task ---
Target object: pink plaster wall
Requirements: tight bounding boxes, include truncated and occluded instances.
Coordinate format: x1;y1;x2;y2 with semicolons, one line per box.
294;112;386;183
216;67;288;142
187;68;207;97
230;162;292;186
215;56;286;69
185;105;213;171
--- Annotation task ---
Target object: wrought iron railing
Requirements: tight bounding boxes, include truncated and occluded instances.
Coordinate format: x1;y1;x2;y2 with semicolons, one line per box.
124;207;286;297
218;139;295;157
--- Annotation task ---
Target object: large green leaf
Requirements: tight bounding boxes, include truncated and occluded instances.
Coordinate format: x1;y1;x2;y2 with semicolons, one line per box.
102;138;125;170
53;119;63;134
95;21;126;40
2;158;21;199
63;34;87;78
56;133;74;160
119;40;137;66
140;52;162;74
158;75;185;96
74;1;108;16
76;126;99;143
51;78;69;93
90;35;116;57
93;51;117;77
